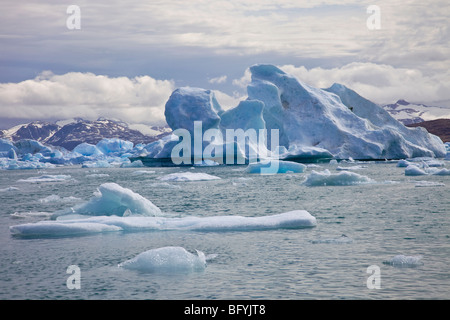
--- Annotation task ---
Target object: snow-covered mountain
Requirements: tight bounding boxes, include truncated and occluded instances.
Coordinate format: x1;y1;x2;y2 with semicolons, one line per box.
0;118;171;150
382;100;450;125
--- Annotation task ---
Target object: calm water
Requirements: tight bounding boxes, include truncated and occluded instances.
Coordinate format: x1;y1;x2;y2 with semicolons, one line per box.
1;161;449;300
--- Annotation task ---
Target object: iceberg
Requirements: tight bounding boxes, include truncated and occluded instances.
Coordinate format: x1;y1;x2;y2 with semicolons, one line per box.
118;246;207;273
53;182;162;218
245;160;306;174
73;143;103;156
157;172;221;182
136;64;445;166
302;169;374;186
10;210;316;238
96;138;133;155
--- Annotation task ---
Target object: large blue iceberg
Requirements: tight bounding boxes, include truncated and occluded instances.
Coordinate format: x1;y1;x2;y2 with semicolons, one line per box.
133;64;446;165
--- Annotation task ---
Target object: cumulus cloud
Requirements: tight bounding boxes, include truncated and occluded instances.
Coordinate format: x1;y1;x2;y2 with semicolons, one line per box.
0;71;175;126
208;75;227;84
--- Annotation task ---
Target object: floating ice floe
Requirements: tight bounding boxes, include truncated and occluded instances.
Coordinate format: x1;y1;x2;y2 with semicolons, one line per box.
302;169;374;186
336;165;367;171
157;172;221;182
0;186;19;192
131;170;156;176
245;160;306;174
405;164;450;176
52;182;162;218
10;211;54;219
405;165;428;176
415;181;445;187
383;255;423;268
10;210;316;238
17;174;72;183
118;246;207;273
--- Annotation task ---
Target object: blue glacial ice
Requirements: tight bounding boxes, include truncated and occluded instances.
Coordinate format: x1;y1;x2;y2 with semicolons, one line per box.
138;64;446;164
118;246;207;273
245;160;306;174
302;169;374;186
73;142;103;156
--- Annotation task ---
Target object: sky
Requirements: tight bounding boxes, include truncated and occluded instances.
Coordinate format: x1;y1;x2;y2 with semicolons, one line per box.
0;0;449;129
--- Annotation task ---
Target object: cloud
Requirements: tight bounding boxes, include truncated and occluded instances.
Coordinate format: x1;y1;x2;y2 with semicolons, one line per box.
208;75;227;84
0;71;175;126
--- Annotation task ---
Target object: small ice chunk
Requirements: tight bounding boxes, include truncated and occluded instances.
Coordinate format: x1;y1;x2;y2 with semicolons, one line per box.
397;159;411;167
405;165;427;176
383;255;423;267
302;169;374;186
118;246;207;273
157;172;221;182
245;160;306;174
432;168;450;176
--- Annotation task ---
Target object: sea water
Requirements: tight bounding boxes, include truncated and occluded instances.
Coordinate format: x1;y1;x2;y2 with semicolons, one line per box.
1;161;449;299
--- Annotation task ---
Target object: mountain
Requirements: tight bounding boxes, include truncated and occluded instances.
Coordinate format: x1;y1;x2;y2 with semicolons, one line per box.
382;100;450;125
0;118;171;150
406;119;450;143
0;121;60;143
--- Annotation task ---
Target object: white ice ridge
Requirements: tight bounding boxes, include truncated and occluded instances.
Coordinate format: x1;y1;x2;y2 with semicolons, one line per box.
52;182;162;218
118;246;207;273
157;171;221;182
9;210;317;238
17;175;72;183
302;169;374;186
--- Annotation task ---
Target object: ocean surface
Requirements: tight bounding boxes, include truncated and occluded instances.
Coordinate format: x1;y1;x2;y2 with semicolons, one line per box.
1;160;449;300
